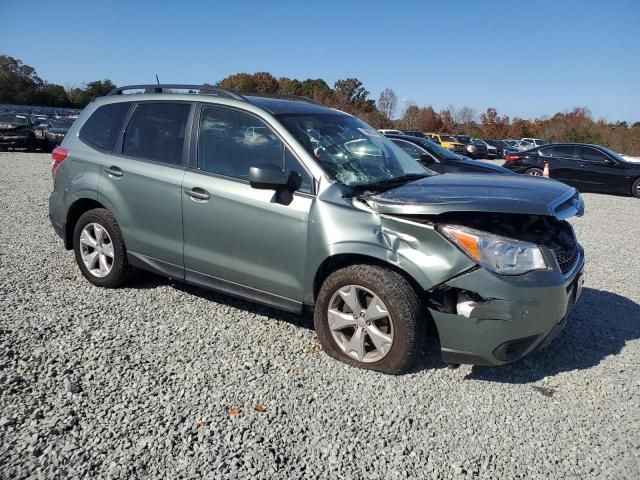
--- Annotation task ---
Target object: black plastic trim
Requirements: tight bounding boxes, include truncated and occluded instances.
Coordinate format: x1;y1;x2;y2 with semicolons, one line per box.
185;269;303;313
127;252;185;281
440;348;494;366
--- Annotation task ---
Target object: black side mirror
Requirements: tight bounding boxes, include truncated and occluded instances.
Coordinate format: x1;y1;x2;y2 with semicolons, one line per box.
249;164;289;190
419;154;435;165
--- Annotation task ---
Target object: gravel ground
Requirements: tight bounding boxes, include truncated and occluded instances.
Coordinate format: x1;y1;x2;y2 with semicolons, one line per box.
1;152;639;479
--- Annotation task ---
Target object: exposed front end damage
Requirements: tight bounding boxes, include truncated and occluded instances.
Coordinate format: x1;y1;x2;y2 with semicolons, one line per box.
378;207;585;366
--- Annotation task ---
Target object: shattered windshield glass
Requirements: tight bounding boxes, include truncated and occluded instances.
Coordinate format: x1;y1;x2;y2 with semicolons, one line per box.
277;113;429;187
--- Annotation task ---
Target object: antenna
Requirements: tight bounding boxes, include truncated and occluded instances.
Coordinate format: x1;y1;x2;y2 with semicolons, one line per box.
155;74;160;85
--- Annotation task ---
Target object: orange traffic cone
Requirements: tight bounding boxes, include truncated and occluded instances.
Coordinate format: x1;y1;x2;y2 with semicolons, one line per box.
543;162;550;178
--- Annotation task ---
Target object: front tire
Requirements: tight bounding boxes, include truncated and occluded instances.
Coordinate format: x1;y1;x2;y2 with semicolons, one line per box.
526;167;544;176
314;265;423;374
73;208;132;288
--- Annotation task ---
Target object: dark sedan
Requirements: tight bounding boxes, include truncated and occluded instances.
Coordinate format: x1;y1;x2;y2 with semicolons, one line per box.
386;134;512;174
455;135;488;159
485;139;517;159
45;117;75;150
0;113;38;151
503;143;640;198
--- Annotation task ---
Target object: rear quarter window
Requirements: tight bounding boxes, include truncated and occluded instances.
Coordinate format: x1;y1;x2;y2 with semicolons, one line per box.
79;102;131;151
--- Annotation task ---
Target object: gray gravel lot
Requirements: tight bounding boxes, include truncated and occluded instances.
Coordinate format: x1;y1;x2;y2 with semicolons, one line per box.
1;152;639;479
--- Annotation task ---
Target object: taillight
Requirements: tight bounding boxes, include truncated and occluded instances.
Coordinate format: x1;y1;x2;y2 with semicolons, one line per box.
51;147;69;178
505;154;520;162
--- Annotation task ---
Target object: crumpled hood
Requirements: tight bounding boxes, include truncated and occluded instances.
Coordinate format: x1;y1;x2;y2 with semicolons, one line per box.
366;173;584;219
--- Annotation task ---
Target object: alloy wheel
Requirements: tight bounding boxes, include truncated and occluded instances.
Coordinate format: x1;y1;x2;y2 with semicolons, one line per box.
79;223;114;278
327;285;394;363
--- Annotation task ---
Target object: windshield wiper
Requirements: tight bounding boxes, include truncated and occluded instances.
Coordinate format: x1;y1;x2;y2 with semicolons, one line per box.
349;173;429;194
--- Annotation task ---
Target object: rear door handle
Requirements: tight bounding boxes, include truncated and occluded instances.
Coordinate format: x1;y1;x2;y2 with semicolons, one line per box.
184;187;210;201
105;166;123;177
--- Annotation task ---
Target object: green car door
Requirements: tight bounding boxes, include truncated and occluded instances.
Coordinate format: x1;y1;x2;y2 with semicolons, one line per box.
97;102;192;268
182;105;314;309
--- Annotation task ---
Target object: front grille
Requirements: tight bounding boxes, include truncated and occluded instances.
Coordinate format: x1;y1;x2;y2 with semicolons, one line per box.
546;231;579;275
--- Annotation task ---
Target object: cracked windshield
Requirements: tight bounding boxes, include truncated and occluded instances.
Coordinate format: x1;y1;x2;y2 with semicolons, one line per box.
278;113;430;187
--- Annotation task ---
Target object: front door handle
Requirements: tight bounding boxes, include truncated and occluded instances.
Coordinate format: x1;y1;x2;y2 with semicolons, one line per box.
184;187;210;201
105;166;123;177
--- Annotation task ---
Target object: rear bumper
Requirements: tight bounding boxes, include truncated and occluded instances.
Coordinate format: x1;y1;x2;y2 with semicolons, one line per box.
431;250;585;366
49;189;67;245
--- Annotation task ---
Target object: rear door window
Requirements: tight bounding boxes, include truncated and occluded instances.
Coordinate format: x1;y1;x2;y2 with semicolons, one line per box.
122;103;191;166
578;146;609;163
541;145;575;158
391;139;427;159
79;102;131;151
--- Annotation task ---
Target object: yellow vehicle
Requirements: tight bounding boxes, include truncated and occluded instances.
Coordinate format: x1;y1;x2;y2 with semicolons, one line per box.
427;133;465;154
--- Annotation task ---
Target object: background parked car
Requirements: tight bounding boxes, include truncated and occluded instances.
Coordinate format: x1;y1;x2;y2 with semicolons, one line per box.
387;134;512;174
45;117;75;150
473;139;498;158
454;135;487;159
520;138;549;149
485;139;516;158
402;130;426;138
427;133;465;154
0;113;38;151
378;129;404;135
503;143;640;198
503;139;527;151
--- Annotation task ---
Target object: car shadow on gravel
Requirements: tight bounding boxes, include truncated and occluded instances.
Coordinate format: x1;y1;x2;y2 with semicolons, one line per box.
464;288;640;384
127;272;315;331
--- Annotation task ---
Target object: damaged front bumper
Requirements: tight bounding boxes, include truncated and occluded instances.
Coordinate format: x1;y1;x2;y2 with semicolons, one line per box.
429;249;585;366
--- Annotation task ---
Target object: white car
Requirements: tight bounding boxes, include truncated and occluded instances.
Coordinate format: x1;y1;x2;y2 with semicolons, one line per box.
520;138;549;149
378;129;405;135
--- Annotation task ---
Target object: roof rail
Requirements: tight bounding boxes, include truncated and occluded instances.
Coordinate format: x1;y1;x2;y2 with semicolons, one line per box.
106;84;246;101
245;93;324;106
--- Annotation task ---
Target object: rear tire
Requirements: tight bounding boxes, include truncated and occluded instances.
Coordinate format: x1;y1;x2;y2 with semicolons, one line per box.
526;168;544;176
632;178;640;199
73;208;132;288
314;265;423;374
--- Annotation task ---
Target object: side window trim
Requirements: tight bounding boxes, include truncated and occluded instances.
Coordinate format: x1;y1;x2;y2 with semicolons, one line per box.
190;102;316;195
115;100;195;168
393;139;428;154
579;146;609;164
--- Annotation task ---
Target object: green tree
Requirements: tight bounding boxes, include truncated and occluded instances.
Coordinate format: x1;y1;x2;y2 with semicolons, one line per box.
35;83;71;107
217;73;256;93
0;55;43;104
334;78;369;103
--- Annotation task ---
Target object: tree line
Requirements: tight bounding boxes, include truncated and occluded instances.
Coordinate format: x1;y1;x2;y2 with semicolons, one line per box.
1;54;638;154
0;55;115;109
395;102;640;156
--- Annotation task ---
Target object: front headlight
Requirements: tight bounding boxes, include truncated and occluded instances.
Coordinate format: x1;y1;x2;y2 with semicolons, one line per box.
440;225;547;275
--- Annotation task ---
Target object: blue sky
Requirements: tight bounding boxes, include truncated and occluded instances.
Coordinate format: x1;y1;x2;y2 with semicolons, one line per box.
1;0;638;122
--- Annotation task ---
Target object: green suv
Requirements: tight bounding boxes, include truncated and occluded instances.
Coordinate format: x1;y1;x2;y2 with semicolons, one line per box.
49;84;585;374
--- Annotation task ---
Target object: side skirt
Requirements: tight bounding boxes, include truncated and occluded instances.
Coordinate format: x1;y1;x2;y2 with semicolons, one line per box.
185;269;303;314
127;251;304;314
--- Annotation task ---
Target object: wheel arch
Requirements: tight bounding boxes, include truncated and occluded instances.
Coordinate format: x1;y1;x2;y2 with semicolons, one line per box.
312;252;426;306
64;198;106;249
